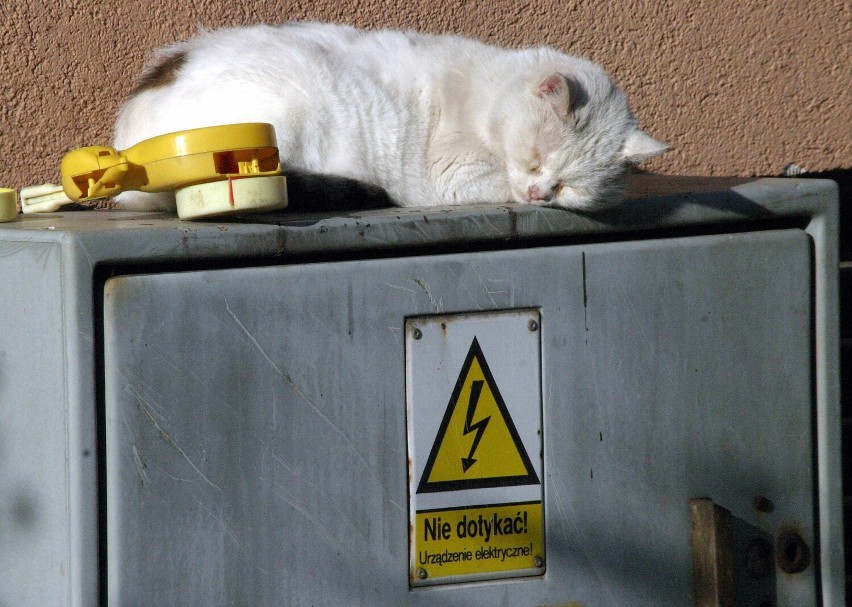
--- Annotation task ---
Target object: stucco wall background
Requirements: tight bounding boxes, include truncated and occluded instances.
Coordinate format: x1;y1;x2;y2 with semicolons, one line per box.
0;0;849;194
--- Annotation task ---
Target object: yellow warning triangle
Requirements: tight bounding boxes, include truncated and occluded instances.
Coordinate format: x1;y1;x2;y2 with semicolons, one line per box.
417;337;539;494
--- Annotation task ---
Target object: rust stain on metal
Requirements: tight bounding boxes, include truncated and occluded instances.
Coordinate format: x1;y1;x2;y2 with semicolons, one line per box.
776;528;811;574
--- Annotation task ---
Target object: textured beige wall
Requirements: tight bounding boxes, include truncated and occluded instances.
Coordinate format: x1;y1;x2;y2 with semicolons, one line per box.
1;0;849;193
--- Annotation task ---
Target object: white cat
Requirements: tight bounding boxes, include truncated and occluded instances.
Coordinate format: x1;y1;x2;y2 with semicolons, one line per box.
114;22;667;212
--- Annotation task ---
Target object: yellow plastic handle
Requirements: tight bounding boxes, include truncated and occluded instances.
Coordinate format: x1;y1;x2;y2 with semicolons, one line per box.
61;123;282;202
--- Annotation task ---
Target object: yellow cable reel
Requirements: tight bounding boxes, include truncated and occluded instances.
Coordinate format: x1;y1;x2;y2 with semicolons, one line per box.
60;123;287;219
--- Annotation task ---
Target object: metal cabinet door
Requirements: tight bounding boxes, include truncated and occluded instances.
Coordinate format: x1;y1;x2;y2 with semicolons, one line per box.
103;228;813;606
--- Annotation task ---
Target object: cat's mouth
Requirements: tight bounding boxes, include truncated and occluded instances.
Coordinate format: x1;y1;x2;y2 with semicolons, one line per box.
510;186;546;206
516;182;571;205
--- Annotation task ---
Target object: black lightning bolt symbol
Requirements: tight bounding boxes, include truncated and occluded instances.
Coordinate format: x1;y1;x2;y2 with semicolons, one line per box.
461;380;490;472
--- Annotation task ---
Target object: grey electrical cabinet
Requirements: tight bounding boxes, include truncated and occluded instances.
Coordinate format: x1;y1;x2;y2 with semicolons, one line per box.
0;176;843;606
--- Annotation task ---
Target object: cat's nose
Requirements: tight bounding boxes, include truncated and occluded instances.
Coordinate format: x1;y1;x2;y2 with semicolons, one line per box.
527;185;551;202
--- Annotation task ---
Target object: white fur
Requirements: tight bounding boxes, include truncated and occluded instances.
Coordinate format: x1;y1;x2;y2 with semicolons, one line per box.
114;23;666;212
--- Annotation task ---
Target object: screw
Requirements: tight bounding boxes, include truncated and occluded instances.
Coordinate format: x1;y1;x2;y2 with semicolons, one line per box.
412;328;422;340
533;555;544;568
528;319;539;332
416;567;428;579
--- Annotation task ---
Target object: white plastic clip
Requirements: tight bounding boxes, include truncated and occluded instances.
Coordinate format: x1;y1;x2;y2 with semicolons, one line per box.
20;183;74;214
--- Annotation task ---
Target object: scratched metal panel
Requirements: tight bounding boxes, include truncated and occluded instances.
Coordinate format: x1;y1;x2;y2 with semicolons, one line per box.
103;228;813;606
0;242;74;607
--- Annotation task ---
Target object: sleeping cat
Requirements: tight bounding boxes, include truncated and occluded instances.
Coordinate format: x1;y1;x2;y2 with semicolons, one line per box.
113;22;667;212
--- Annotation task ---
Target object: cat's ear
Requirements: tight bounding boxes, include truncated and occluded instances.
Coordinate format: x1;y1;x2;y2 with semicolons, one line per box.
622;130;668;163
536;73;571;122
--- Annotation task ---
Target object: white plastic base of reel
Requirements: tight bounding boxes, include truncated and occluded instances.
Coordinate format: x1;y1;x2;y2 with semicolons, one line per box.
175;175;288;220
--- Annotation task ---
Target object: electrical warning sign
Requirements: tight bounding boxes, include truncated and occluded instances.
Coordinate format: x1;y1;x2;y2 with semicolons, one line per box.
417;337;539;493
406;310;544;586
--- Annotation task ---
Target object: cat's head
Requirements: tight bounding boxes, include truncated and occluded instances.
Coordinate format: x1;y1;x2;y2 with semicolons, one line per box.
498;61;667;211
